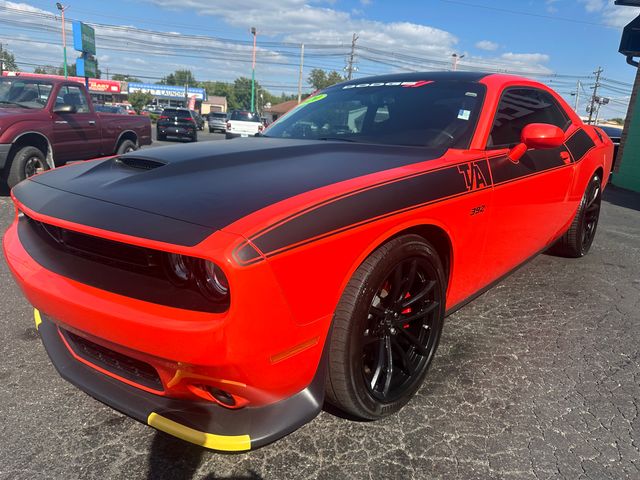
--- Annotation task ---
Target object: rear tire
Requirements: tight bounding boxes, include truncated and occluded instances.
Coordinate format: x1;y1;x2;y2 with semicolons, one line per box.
157;132;166;141
549;173;602;258
325;234;446;420
6;146;48;188
116;139;138;155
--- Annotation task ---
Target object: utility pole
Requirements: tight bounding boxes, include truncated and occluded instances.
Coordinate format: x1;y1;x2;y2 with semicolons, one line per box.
451;53;465;71
573;80;581;112
297;43;305;104
0;43;3;76
346;33;359;80
250;27;257;113
588;66;603;124
56;3;68;78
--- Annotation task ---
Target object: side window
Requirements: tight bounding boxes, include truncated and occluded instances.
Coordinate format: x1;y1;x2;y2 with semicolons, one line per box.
59;85;90;113
488;88;570;148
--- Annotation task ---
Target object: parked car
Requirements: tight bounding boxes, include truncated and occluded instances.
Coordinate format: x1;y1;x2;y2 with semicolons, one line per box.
156;107;198;142
118;104;137;115
0;75;152;187
226;110;263;139
4;72;612;452
596;125;622;173
208;112;227;133
94;104;128;115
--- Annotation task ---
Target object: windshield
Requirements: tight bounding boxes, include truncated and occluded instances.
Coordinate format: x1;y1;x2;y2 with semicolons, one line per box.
0;77;53;109
264;80;486;148
230;111;261;122
210;113;226;119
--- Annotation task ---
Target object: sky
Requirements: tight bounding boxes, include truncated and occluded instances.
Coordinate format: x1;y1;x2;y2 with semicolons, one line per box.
0;0;639;119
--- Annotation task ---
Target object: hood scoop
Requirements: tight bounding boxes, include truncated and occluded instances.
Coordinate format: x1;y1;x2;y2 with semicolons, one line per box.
115;156;167;171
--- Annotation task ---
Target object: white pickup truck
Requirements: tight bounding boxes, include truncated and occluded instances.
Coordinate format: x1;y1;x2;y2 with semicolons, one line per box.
225;110;264;139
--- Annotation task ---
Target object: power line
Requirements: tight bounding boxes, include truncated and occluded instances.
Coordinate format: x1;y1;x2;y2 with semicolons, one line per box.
437;0;610;28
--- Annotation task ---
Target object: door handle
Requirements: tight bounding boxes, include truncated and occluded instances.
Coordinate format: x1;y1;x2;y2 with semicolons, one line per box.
88;120;96;125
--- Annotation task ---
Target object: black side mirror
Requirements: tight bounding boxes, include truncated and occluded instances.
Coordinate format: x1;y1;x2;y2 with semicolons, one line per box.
53;104;77;114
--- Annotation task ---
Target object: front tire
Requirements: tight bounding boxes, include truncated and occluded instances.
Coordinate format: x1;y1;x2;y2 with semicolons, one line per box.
6;146;48;188
549;173;602;258
326;235;446;420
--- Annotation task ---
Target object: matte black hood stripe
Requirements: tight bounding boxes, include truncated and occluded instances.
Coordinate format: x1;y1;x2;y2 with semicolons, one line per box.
21;139;449;237
13;181;215;247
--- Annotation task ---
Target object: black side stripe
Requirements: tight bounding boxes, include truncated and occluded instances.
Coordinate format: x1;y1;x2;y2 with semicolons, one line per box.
565;128;596;163
489;146;568;185
234;128;595;264
235;160;491;263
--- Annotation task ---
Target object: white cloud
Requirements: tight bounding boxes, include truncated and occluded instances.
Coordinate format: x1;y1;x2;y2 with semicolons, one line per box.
546;0;560;14
578;0;605;13
1;0;557;90
476;40;499;51
579;0;640;28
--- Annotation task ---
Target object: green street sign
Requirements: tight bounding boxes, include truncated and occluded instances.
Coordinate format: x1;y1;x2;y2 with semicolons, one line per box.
72;21;96;55
76;56;97;78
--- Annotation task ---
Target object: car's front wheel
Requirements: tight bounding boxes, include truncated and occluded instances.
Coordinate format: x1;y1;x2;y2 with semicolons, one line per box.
549;173;602;258
6;146;49;188
326;234;445;419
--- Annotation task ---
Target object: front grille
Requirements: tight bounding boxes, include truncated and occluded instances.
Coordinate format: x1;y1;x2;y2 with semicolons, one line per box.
61;328;163;391
18;214;228;313
38;221;155;270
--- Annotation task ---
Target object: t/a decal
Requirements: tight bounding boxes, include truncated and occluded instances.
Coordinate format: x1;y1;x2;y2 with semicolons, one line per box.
457;162;489;192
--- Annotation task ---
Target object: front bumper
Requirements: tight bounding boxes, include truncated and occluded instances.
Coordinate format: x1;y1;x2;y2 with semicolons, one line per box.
0;143;11;170
36;311;326;451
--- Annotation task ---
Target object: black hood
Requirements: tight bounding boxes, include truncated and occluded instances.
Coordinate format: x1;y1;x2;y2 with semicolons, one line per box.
15;138;445;245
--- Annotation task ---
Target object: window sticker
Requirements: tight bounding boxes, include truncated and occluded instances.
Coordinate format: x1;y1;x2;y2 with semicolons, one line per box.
301;93;327;105
458;109;471;121
342;80;434;89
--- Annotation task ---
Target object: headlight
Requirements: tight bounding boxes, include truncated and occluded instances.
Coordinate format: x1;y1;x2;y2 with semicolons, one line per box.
162;254;230;304
163;253;191;285
196;260;229;300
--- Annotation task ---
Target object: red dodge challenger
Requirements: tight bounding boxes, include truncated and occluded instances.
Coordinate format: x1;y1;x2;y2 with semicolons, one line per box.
3;72;613;451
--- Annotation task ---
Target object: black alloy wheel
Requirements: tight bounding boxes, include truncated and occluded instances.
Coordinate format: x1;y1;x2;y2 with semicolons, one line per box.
581;177;602;253
361;257;441;403
548;173;602;258
326;235;445;419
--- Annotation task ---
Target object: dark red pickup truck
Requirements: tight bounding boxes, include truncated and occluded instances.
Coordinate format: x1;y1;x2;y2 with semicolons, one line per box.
0;74;152;187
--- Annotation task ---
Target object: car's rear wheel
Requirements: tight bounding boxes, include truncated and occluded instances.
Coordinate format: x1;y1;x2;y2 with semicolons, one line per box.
157;132;166;141
116;139;138;155
549;173;602;258
326;234;445;420
6;146;48;188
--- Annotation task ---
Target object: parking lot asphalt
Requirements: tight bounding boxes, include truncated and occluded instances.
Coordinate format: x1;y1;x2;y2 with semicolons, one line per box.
0;163;639;479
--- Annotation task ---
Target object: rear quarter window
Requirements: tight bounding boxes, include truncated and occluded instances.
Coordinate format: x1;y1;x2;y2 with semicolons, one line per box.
488;87;571;148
